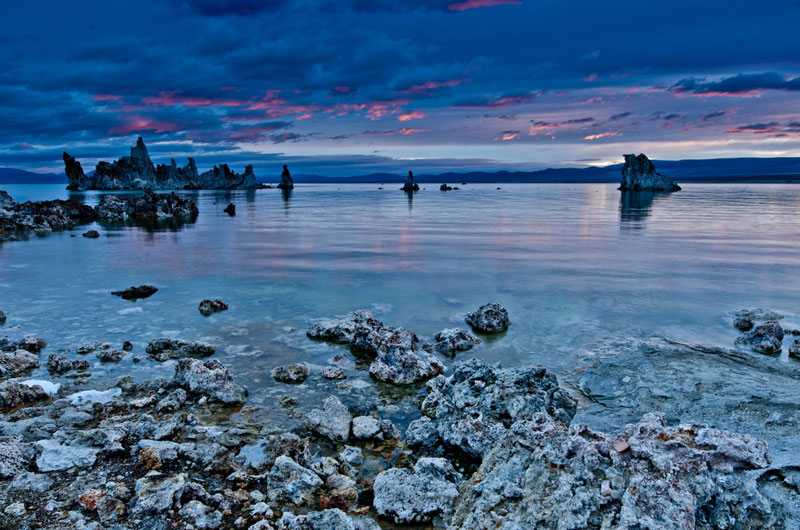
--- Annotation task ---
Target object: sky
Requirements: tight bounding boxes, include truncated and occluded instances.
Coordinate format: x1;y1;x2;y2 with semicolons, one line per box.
1;0;800;178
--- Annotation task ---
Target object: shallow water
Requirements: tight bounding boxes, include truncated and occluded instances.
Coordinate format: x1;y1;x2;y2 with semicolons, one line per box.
2;183;800;427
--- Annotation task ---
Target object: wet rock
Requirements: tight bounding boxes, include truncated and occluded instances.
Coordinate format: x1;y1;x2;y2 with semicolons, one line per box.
267;455;323;505
122;340;133;351
0;381;50;410
46;353;89;373
97;190;199;223
224;203;236;216
401;171;419;192
440;183;453;191
618;153;681;192
146;337;215;361
111;284;158;300
405;417;438;449
0;310;5;325
373;457;461;523
450;413;771;529
76;341;109;354
131;473;187;515
278;165;294;190
351;416;380;440
735;320;784;354
199;299;229;316
307;396;352;442
308;310;380;344
322;366;346;380
733;316;754;330
734;308;783;321
0;349;39;376
82;230;100;238
465;303;509;334
155;388;187;414
4;501;25;517
0;190;98;237
174;358;247;404
420;359;576;458
97;349;124;362
271;363;309;384
789;338;800;358
180;500;223;529
19;335;47;353
424;328;480;355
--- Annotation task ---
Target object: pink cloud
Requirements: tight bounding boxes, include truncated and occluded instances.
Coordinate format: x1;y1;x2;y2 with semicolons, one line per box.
584;131;619;140
109;117;180;135
398;110;427;121
142;92;244;108
448;0;522;11
583;73;600;82
398;79;465;95
361;128;427;136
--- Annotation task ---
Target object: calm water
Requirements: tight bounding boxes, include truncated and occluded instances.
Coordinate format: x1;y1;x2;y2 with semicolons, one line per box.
1;183;799;425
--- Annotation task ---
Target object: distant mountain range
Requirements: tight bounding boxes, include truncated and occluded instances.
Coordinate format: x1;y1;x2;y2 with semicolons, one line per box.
3;157;800;186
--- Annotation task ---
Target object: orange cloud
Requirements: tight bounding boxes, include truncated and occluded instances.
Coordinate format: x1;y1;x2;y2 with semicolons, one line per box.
398;111;427;121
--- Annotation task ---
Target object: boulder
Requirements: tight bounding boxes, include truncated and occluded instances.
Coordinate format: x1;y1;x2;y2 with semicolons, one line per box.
733;316;754;330
619;153;681;191
267;455;323;505
179;500;223;529
271;363;309;383
82;229;100;238
465;303;509;333
278;165;294;189
198;299;228;316
97;349;125;362
111;285;158;300
0;381;51;410
307;396;352;442
424;328;480;355
46;354;89;374
373;458;461;523
131;473;187;515
0;310;5;325
173;358;247;404
0;191;97;237
0;349;39;376
96;190;198;223
224;203;236;216
735;320;784;354
146;338;215;361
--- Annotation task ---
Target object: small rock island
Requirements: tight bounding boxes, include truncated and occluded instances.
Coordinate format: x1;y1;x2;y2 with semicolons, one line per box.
63;137;261;191
619;153;681;192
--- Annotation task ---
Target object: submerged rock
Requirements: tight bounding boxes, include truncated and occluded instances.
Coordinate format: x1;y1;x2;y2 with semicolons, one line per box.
424;328;480;355
306;396;352;443
373;457;461;523
198;299;229;316
789;338;800;358
146;338;215;361
735;320;784;354
97;349;125;362
64;137;260;190
618;153;681;192
271;363;309;384
173;358;247;404
418;359;576;458
223;203;236;216
734;316;754;330
450;413;771;530
111;285;158;300
465;303;509;333
439;184;453;191
46;354;88;374
0;310;5;325
0;381;50;410
82;229;100;238
97;190;198;223
0;191;97;237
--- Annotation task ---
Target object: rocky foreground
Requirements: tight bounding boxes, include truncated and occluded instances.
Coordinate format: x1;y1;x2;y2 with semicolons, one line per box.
0;306;798;529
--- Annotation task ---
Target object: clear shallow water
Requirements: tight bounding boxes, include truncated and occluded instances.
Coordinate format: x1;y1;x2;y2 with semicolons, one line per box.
1;183;800;424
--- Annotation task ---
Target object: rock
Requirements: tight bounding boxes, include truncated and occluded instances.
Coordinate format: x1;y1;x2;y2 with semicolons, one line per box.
35;438;99;471
111;285;158;300
0;190;98;237
122;340;133;351
322;366;346;380
734;316;754;330
0;438;33;478
424;328;480;355
272;363;309;383
465;303;509;333
132;473;187;515
180;500;223;529
146;337;215;361
174;358;247;404
10;472;53;492
0;310;5;325
308;310;380;344
326;473;358;500
0;349;39;376
450;413;771;530
65;138;260;190
267;455;323;505
82;230;100;238
96;190;199;222
277;509;366;530
4;501;25;517
373;458;461;523
97;349;124;362
278;164;294;189
734;308;784;321
76;341;109;354
405;417;438;449
351;416;381;439
420;359;576;458
19;335;47;353
735;320;784;354
402;171;419;192
198;299;229;316
46;353;88;373
78;488;106;510
0;381;50;410
618;153;681;191
307;396;352;442
138;446;163;470
224;203;236;215
155;388;187;413
789;338;800;358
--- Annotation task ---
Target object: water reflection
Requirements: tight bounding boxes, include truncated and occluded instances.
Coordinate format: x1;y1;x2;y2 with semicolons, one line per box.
281;188;292;214
404;189;414;211
619;191;665;228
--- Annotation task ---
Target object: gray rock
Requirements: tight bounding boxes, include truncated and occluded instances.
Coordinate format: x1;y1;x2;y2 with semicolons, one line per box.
734;308;784;321
4;501;25;517
198;299;228;316
111;284;158;300
10;471;53;492
46;353;88;373
97;349;124;362
351;416;381;439
0;193;97;236
307;310;380;344
424;327;481;355
420;359;576;458
82;229;100;238
35;438;99;471
0;437;33;478
405;417;438;449
322;366;346;379
179;500;223;529
173;358;247;404
450;413;771;530
733;316;754;330
735;320;784;354
0;381;50;410
267;455;323;505
271;363;309;383
132;473;187;515
0;309;6;325
789;338;800;358
338;446;363;468
97;190;198;223
373;457;461;523
155;389;187;413
307;396;352;442
465;303;509;334
277;509;359;530
326;473;357;499
0;349;39;376
146;337;215;361
618;153;681;191
365;326;444;384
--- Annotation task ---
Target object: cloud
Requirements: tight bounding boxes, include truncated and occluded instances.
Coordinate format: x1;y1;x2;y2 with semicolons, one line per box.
448;0;522;11
398;110;428;121
701;110;734;121
609;112;631;121
453;92;535;108
671;73;800;97
361;128;427;136
270;132;305;143
584;131;619;140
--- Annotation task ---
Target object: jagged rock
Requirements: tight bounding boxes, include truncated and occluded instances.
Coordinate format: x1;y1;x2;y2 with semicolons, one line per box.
276;509;376;530
18;335;47;353
64;137;260;190
198;299;228;316
0;190;98;237
34;438;99;471
308;310;380;344
450;413;771;529
465;303;509;333
179;500;223;529
173;358;247;404
97;349;124;362
271;363;309;383
789;338;800;358
0;349;39;376
46;353;88;374
224;203;236;216
155;389;187;413
419;359;576;458
734;308;784;321
619;153;681;191
735;320;784;354
326;473;358;499
10;472;52;492
0;381;50;410
146;337;215;361
82;229;100;238
734;316;754;330
307;396;352;442
278;165;294;189
402;171;419;192
97;190;198;223
424;328;480;355
0;310;5;325
322;366;346;380
267;455;323;505
351;416;381;440
131;473;187;515
111;285;158;300
373;457;461;523
0;438;33;479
